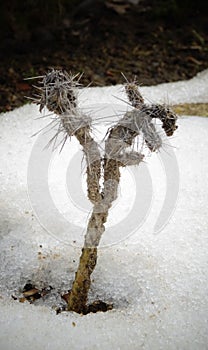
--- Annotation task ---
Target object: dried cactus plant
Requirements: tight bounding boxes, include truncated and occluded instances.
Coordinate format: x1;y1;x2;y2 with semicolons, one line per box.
34;69;178;314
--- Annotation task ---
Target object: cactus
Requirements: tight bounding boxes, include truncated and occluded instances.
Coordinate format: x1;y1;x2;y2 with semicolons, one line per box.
34;69;178;314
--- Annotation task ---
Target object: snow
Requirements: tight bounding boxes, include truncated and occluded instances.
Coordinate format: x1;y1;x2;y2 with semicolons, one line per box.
0;69;208;349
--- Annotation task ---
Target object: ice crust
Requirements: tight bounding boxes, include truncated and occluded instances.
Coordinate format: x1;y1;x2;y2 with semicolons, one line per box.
0;70;208;349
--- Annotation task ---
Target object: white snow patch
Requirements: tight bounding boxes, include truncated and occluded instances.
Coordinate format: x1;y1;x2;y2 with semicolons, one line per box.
0;70;208;349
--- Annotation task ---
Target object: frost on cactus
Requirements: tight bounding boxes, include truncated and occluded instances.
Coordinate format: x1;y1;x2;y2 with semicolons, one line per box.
33;69;178;314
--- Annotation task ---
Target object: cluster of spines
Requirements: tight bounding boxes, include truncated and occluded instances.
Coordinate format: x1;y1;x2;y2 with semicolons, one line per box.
37;69;80;114
123;79;178;152
125;82;144;108
140;103;178;137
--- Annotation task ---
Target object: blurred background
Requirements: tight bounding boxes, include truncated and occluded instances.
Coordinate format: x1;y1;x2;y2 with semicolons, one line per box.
0;0;207;112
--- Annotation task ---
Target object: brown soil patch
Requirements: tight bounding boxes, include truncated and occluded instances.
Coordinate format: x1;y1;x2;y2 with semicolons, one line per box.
0;1;207;113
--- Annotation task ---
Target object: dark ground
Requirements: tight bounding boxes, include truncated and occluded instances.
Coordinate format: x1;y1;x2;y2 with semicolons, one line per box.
0;0;207;113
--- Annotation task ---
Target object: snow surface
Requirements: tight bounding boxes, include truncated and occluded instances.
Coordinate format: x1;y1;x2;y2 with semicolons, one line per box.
0;70;208;350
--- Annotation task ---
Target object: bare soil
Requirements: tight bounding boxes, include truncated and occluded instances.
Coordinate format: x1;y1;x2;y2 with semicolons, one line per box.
0;1;207;113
